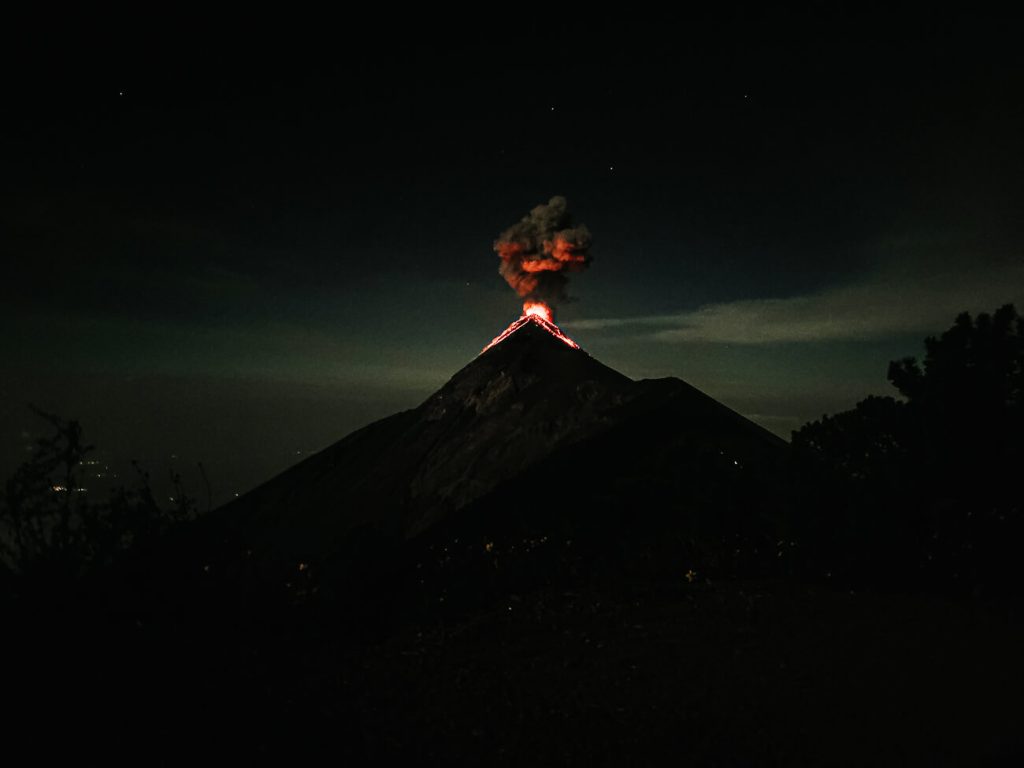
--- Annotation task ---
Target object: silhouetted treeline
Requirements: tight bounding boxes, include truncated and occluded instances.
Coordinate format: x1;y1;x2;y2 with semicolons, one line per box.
790;304;1023;593
0;409;343;760
0;408;194;591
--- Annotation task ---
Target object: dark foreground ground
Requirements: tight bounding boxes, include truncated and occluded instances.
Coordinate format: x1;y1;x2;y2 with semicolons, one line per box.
10;576;1023;766
356;582;1024;766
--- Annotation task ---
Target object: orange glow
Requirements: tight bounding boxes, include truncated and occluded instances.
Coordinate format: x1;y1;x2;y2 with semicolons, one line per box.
520;258;564;273
546;234;588;264
518;237;588;274
481;307;581;354
523;302;553;322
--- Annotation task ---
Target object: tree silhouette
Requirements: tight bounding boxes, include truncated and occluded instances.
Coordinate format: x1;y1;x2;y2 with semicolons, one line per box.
0;407;191;588
791;304;1023;591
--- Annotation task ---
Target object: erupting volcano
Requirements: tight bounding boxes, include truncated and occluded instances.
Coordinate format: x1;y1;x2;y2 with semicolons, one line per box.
484;196;592;353
222;193;785;565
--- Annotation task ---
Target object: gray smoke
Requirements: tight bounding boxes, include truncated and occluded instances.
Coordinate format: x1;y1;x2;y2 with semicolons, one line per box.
494;196;592;312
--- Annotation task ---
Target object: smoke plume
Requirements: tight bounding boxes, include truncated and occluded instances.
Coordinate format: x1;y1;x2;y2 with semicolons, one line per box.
494;196;592;314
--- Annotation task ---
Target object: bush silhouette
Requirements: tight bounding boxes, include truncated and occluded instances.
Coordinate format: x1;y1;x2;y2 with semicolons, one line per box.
792;304;1023;591
0;407;191;589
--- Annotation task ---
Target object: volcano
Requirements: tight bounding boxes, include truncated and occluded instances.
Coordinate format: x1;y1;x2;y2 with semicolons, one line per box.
220;314;786;568
218;311;782;573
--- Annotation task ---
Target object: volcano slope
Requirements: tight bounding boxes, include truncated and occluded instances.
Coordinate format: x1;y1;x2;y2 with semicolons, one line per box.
217;315;787;587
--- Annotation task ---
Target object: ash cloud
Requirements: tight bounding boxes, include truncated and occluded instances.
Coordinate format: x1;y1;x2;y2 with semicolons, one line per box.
494;196;592;312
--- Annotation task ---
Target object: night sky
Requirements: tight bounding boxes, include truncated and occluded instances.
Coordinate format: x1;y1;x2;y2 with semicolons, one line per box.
4;13;1022;503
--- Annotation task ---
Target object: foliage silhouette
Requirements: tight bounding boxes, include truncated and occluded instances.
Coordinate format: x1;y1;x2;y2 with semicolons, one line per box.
791;304;1023;591
0;406;192;589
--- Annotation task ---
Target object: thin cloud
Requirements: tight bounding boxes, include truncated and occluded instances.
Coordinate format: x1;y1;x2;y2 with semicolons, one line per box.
566;257;1023;344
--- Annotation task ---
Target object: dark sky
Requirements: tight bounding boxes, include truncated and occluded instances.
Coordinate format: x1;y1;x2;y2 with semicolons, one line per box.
3;12;1022;503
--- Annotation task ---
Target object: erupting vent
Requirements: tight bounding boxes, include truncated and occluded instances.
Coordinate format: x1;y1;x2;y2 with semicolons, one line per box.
481;309;581;354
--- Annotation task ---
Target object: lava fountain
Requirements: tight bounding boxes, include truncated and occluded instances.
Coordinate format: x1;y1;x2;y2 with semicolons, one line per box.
481;301;580;354
523;301;554;321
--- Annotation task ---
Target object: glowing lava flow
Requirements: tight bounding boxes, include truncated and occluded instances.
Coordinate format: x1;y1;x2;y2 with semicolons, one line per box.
481;305;581;354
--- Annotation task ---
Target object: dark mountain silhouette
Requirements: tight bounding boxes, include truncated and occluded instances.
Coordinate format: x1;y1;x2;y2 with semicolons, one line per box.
220;316;786;571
